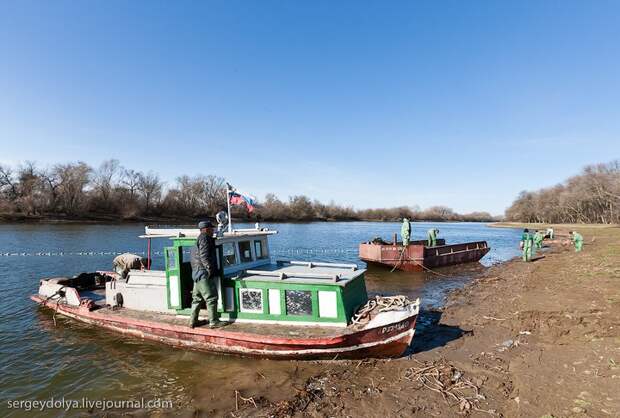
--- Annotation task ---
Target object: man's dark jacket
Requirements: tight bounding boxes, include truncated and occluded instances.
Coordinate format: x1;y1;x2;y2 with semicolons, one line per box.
190;232;218;280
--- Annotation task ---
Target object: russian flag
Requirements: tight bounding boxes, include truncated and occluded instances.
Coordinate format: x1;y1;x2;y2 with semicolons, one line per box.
228;185;256;213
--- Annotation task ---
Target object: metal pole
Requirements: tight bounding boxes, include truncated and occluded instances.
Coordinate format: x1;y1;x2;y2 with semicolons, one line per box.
147;238;151;270
227;185;233;233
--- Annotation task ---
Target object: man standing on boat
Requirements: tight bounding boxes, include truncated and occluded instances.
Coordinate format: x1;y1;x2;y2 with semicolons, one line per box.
401;218;411;246
189;221;224;329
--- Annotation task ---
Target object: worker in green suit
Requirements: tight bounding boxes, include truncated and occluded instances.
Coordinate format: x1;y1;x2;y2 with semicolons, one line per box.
427;228;439;247
189;220;224;329
401;218;411;246
570;231;584;252
534;230;544;249
520;228;534;262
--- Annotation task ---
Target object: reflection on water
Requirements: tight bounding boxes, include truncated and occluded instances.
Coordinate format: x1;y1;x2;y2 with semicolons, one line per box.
0;222;521;416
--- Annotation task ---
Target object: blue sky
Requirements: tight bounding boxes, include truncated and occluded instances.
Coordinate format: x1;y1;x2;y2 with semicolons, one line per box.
0;1;618;215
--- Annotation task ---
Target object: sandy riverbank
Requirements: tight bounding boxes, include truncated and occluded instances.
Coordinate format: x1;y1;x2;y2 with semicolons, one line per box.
489;221;619;229
210;225;619;417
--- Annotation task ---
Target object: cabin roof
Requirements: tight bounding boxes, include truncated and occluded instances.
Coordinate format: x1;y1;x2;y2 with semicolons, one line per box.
139;226;277;239
235;262;365;287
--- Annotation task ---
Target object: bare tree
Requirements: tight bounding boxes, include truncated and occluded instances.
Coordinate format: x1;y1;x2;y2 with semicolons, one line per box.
506;160;620;224
0;164;18;200
121;168;142;200
39;167;61;212
288;195;314;220
53;162;92;215
165;175;226;216
92;159;120;203
15;161;44;215
137;172;163;213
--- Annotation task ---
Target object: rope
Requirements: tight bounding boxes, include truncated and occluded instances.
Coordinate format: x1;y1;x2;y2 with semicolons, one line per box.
39;286;66;306
390;246;408;273
351;295;414;325
390;246;450;277
37;286;66;326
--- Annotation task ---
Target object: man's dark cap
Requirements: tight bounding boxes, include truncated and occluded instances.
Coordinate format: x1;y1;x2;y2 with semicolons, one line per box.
198;221;214;229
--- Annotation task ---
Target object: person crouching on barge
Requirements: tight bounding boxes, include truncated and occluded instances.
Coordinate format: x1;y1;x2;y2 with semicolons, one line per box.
189;221;224;329
427;228;439;247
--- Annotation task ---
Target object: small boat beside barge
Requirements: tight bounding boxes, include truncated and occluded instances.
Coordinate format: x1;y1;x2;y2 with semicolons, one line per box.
359;237;490;272
32;224;419;360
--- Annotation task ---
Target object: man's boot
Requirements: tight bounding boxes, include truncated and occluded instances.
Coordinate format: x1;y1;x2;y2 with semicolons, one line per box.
189;303;200;328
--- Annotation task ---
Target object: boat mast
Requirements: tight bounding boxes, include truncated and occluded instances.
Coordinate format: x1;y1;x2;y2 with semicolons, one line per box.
226;183;233;233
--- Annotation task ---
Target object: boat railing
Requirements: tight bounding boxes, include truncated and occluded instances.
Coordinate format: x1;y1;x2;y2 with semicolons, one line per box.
140;226;277;239
241;260;360;283
428;241;488;256
243;269;342;282
276;260;358;270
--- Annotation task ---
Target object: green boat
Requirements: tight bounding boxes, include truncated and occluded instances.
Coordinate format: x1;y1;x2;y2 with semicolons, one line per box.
33;223;420;359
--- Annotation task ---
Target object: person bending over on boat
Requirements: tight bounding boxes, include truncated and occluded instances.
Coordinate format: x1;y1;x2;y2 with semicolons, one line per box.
189;221;224;329
401;218;411;246
112;253;145;280
427;228;439;247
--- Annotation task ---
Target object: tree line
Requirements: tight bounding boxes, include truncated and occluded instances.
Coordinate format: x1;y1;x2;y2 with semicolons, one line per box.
505;160;620;224
0;159;496;223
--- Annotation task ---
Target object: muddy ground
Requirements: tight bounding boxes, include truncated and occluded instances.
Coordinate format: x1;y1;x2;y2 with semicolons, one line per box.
204;226;619;418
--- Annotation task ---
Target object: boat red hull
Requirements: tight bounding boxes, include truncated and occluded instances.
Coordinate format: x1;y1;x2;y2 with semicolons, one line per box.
360;241;490;272
31;296;417;360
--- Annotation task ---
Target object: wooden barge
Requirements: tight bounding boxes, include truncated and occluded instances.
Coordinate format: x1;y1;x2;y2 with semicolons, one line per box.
359;238;490;272
32;224;419;360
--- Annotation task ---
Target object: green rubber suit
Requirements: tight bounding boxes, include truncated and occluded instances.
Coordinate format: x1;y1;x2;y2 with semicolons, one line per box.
572;232;583;252
534;231;544;249
189;230;220;327
521;231;534;262
427;228;438;247
190;270;218;325
401;218;411;246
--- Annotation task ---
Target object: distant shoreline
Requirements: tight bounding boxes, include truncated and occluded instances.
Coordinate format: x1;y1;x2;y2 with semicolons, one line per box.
0;213;497;225
488;221;619;229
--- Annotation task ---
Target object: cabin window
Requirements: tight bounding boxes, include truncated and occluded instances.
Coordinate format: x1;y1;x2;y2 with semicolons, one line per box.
254;240;267;259
285;290;313;316
268;289;281;315
238;241;253;263
318;291;338;318
224;287;235;312
239;288;263;313
222;243;237;266
180;246;192;263
166;248;177;270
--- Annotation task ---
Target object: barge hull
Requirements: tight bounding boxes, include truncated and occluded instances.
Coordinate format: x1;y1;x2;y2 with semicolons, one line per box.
360;241;490;272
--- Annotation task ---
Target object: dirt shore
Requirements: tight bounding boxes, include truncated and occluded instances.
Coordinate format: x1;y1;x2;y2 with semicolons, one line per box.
489;222;619;230
215;226;619;418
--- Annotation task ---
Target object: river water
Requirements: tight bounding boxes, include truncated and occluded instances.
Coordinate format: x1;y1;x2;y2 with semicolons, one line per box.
0;222;521;416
